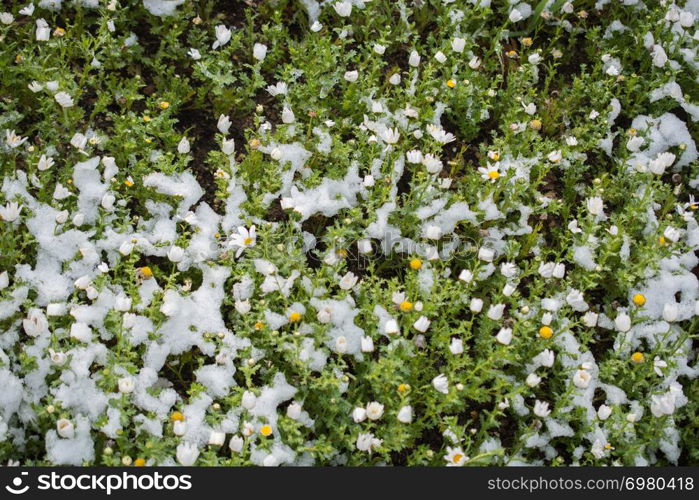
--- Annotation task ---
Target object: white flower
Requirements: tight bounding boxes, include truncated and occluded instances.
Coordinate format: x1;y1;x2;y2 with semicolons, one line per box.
538;349;555;368
426;124;455;144
406;150;423;164
187;48;201;60
74;275;91;290
344;70;359;82
281;106;295;124
413;315;430;332
208;430;226;446
582;311;598;327
614;312;631;332
28;81;43;92
397;405;413;423
20;3;35;16
653;357;668;377
500;262;518;278
528;53;542;64
216;115;232;135
37;154;54;171
167;246;185;263
0;12;14;24
389;73;401;85
253;43;267;61
23;309;47;337
487;303;505;321
434;50;446;63
48;348;67;366
0;202;22;222
444;447;467;466
118;377;135;394
380;127;400;144
552;263;566;279
459;269;474;283
573;369;591;389
310;20;323;32
373;43;386;55
212;25;231;49
235;300;251;314
36;19;50;41
566;289;588;312
334;1;352;17
114;295;132;312
356;432;382;453
56;419;74;439
5;129;27;149
352;407;367;423
70;132;88;150
384;319;399;335
651;45;667;68
229;435;244;453
449;338;463;355
335;336;348;353
0;271;8;289
586;196;604;216
422;153;443;174
408;50;421;67
523;102;537;115
547;150;562;163
469;297;483;313
241;391;257;409
509;8;524;22
54;92;74;108
478;247;495;262
262;454;279;467
173;421;187;437
468;56;481;69
662;303;678;322
451;37;465;53
360;336;374;353
526;373;542;387
663;226;682;242
533;400;551;418
366;402;384;421
287;402;302;420
432;373;449;394
229;225;256;257
177;136;190;154
176;442;199;466
597;404;612;420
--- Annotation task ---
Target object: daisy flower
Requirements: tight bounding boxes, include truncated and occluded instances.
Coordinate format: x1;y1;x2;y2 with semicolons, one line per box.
229;225;257;257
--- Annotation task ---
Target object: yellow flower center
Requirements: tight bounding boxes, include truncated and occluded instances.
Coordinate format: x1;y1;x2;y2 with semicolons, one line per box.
397;383;409;393
254;321;264;330
170;411;184;422
289;312;302;322
452;453;463;464
539;326;553;339
632;294;646;307
631;352;644;364
399;301;413;312
134;458;146;467
260;425;273;437
487;170;500;179
530;119;542;130
143;115;151;122
159;101;170;109
244;237;253;246
139;266;153;279
446;79;456;88
409;259;422;270
124;179;134;187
